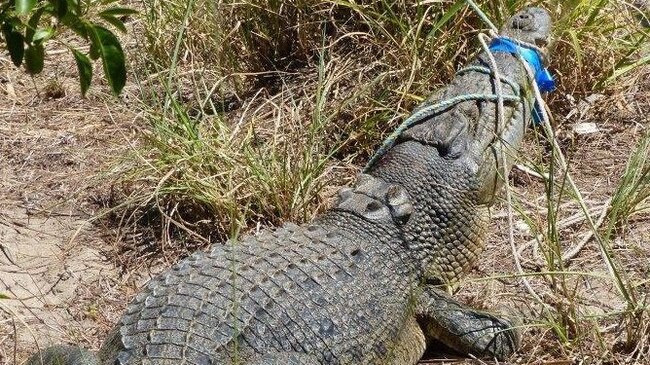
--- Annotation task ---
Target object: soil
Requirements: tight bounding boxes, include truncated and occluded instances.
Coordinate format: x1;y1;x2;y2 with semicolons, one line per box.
1;37;649;365
0;53;143;364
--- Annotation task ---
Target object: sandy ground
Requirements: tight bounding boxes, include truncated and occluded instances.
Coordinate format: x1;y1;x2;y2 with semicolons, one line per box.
0;57;142;363
1;37;649;365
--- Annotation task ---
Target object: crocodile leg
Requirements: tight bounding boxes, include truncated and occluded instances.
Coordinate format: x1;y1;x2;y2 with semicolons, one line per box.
415;285;519;360
384;317;427;365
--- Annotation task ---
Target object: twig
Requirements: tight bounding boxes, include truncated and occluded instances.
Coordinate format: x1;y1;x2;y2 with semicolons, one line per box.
560;198;611;262
514;163;549;180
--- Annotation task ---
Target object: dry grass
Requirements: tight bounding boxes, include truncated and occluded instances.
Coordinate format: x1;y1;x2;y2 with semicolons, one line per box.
116;0;649;242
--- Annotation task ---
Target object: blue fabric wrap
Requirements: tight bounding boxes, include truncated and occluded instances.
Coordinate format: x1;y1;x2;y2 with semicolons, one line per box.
488;37;555;124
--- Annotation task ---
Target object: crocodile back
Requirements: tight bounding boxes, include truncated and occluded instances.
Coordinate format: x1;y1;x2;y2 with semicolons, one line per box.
108;215;417;365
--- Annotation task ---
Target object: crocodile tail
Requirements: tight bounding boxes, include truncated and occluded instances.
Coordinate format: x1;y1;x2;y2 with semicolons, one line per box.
25;345;99;365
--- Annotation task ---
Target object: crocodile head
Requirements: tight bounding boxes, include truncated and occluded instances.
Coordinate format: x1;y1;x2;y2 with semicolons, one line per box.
364;7;553;284
391;8;552;207
435;7;553;206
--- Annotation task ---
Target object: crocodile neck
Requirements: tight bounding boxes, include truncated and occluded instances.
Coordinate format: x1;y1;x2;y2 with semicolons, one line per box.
367;141;485;285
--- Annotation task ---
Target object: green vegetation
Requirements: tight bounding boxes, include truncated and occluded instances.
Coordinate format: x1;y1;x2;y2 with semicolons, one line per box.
608;129;650;230
0;0;134;95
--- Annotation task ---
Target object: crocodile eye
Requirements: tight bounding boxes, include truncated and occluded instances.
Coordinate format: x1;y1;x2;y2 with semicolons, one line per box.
386;185;409;206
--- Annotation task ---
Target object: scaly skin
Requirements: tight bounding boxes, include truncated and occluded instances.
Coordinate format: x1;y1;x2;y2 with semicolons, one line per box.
27;7;552;365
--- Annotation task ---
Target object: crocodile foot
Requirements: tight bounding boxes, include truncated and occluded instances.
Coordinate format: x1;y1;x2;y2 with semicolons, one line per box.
416;285;520;360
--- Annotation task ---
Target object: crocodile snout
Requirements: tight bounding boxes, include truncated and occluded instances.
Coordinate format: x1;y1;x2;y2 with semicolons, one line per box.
504;7;552;46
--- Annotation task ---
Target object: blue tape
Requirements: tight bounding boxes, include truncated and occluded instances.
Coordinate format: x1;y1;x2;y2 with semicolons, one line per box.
489;37;555;124
489;38;555;92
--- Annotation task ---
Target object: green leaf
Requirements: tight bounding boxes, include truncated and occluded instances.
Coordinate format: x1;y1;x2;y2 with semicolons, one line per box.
98;7;138;17
61;16;89;40
99;13;126;33
98;7;137;32
71;48;92;95
52;0;69;18
16;0;37;15
57;0;81;16
2;22;25;67
32;27;54;42
89;36;100;60
87;24;126;94
0;293;10;299
26;7;46;42
24;43;45;74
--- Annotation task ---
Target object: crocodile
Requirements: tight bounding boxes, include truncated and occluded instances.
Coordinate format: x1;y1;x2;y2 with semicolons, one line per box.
27;7;553;365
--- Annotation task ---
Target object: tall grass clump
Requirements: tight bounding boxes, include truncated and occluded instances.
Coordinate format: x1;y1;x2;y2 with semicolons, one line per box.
600;127;650;359
114;50;365;245
607;129;650;231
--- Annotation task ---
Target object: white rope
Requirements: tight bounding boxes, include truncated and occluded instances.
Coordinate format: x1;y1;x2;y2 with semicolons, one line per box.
476;32;549;307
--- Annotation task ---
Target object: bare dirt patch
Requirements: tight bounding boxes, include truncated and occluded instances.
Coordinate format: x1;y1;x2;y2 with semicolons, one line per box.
0;53;142;364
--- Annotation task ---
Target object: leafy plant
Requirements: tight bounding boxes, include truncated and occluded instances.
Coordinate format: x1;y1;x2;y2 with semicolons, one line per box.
0;0;135;95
